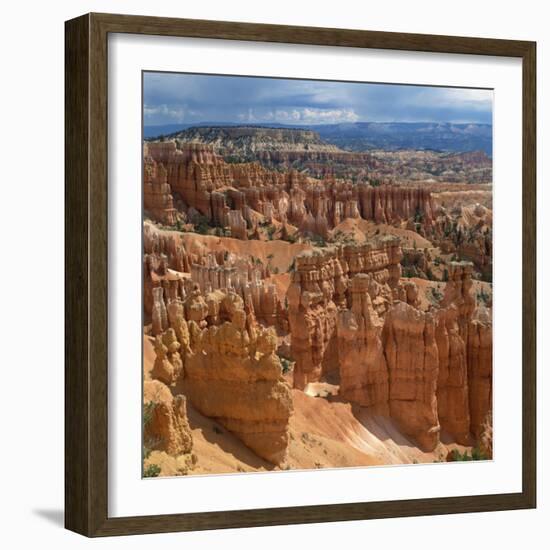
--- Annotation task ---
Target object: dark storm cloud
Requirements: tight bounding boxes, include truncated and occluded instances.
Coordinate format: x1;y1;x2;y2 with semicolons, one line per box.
143;72;492;126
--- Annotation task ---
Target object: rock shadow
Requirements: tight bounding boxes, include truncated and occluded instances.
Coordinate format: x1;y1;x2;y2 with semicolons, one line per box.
186;402;275;472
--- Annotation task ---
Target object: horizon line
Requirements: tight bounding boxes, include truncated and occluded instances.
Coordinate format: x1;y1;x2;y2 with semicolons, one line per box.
144;120;493;127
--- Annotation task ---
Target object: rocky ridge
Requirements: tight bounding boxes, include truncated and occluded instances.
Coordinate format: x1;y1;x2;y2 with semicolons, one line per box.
151;125;492;183
144;141;438;240
287;242;492;451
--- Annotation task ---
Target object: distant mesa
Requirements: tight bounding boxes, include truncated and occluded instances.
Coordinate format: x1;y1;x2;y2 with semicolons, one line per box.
145;125;491;184
144;121;493;156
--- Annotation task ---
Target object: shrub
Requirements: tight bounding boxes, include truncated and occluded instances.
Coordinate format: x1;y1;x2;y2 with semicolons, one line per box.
414;207;424;224
194;215;211;235
430;286;443;302
143;464;161;478
448;447;488;462
311;235;327;247
143;402;161;459
279;357;293;375
470;446;489;461
477;289;490;305
284;233;298;244
143;401;155;427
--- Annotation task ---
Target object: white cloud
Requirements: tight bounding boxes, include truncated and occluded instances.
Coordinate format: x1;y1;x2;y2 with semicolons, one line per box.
241;107;359;124
143;104;187;122
426;88;493;111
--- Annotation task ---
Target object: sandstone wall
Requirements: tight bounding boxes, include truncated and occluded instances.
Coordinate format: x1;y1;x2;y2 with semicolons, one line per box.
287;242;492;452
435;263;476;444
148;286;293;465
143;379;193;456
467;307;493;439
144;140;437;238
384;302;440;451
143;223;287;330
143;145;178;226
182;292;293;464
288;238;401;390
337;274;389;411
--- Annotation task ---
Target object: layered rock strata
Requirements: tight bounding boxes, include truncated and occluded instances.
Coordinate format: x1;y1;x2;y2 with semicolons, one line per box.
143;379;193;456
435;263;476;444
183;293;293;464
162;125;374;180
149;288;293;465
467;306;493;439
150;327;184;386
143;223;287;330
288;238;402;390
143;148;178;226
287;242;492;452
337;274;389;412
383;302;440;450
144;141;437;238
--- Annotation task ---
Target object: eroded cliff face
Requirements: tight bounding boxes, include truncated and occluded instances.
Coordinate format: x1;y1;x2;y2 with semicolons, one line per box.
337;274;388;412
183;293;293;464
148;283;293;465
143;222;288;331
384;302;440;451
144;141;437;239
161;125;374;181
287;241;492;452
286;248;342;390
143;379;194;457
435;263;476;444
143;147;178;226
288;238;402;390
155;126;491;184
467;306;493;440
357;185;435;228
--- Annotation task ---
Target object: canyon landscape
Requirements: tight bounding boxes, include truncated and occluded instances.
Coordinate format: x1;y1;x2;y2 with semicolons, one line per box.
142;73;493;477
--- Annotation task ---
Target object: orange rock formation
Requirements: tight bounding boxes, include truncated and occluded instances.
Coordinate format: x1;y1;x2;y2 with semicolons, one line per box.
143;223;287;330
384;302;440;450
337;274;389;411
148;284;293;465
287;241;492;452
288;238;402;390
142;133;493;473
143;379;193;456
143;145;178;226
144;141;437;238
183;292;293;464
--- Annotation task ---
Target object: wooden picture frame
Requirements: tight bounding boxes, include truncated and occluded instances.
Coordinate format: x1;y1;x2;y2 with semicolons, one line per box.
65;12;536;537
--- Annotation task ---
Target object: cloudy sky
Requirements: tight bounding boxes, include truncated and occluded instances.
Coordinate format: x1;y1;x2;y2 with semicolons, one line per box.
143;72;493;127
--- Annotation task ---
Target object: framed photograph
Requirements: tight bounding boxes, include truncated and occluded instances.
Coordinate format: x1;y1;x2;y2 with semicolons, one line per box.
65;13;536;536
